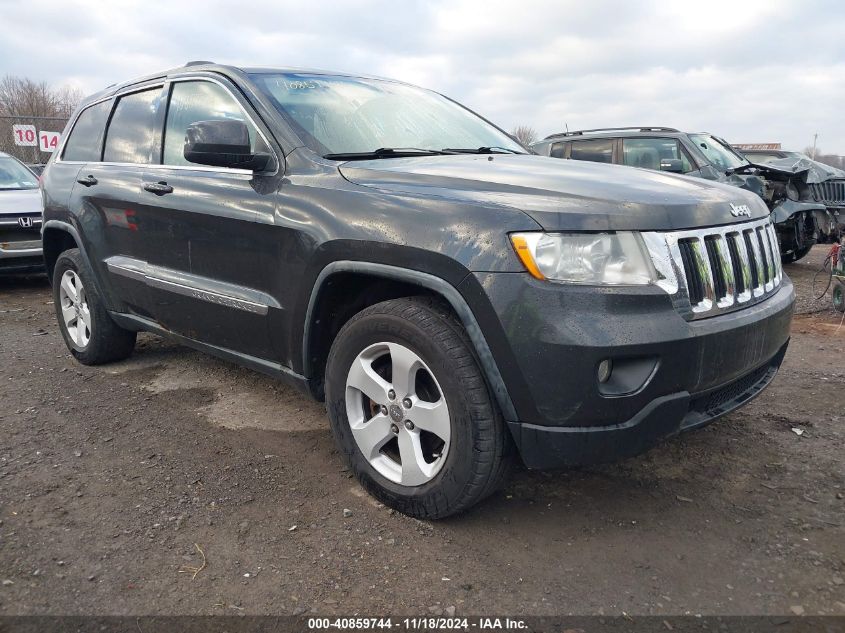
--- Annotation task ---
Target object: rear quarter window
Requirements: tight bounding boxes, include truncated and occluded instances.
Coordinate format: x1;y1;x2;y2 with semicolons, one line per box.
61;101;111;162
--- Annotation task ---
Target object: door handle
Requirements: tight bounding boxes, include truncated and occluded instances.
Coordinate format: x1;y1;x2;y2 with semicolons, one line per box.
76;175;97;187
143;181;174;195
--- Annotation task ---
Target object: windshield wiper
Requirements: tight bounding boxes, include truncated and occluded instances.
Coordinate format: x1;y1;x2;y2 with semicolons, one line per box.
441;146;524;155
323;147;454;161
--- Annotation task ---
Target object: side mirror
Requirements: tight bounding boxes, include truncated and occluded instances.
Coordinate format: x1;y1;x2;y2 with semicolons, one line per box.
183;120;272;171
659;158;684;173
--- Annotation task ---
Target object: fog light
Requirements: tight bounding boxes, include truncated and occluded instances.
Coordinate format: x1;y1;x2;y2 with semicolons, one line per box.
597;359;613;383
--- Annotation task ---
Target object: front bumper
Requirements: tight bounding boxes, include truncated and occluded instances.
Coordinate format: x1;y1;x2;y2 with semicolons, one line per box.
0;239;44;273
517;341;787;468
473;272;795;469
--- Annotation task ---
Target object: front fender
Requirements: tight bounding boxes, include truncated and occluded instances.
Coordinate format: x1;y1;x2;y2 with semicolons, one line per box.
301;258;521;422
770;200;827;225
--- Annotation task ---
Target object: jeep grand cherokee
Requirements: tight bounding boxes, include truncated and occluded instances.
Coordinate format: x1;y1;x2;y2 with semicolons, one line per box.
41;63;794;518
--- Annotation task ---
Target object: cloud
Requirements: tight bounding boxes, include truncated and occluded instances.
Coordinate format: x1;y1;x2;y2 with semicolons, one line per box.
2;0;843;153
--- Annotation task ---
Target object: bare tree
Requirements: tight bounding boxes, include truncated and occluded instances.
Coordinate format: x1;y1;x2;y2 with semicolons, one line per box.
511;125;538;147
0;75;82;163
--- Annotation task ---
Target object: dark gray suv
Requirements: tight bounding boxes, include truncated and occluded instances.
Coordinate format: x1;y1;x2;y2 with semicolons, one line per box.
41;63;794;518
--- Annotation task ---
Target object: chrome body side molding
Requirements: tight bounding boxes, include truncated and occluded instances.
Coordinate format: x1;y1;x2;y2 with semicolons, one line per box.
105;255;279;315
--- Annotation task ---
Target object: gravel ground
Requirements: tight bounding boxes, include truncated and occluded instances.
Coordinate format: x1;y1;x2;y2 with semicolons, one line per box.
786;244;843;316
0;245;843;616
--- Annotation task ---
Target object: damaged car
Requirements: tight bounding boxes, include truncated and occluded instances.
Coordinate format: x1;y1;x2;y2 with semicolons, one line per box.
737;148;845;242
531;127;831;262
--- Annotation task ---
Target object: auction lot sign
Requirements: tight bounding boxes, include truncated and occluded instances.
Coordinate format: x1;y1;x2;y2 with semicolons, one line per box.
12;124;37;146
39;130;61;152
11;124;61;152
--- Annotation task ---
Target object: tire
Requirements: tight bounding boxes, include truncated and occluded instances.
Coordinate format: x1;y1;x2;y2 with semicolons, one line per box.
834;280;845;313
325;296;513;519
53;249;136;364
782;244;813;264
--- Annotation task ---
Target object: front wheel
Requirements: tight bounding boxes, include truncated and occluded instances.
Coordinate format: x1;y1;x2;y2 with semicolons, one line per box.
325;297;512;519
782;244;813;264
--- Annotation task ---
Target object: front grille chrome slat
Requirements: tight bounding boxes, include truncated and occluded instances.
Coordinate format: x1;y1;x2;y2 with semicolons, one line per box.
643;217;782;321
711;234;735;307
689;238;715;313
727;232;752;303
757;227;775;291
745;229;766;297
771;224;783;283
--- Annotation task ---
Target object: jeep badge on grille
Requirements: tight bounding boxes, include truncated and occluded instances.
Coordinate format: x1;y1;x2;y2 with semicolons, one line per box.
729;203;751;218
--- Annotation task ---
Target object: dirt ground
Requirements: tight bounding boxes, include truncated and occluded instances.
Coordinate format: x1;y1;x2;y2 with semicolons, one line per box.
1;245;843;617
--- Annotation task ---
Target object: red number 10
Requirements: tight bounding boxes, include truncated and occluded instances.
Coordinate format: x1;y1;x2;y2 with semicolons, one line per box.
15;129;35;142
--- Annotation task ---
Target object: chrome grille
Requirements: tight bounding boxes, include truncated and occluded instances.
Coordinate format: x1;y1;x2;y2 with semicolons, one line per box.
643;217;783;320
811;179;845;206
0;213;42;229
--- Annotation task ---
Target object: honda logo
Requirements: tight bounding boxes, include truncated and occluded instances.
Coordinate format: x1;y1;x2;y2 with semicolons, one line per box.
18;217;35;228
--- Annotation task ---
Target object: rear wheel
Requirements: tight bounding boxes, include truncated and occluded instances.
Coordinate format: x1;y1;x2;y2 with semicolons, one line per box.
53;249;136;364
325;297;512;519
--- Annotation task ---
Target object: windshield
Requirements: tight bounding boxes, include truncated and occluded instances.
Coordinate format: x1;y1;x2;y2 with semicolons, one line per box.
0;157;38;190
250;73;524;158
689;134;749;171
744;152;782;164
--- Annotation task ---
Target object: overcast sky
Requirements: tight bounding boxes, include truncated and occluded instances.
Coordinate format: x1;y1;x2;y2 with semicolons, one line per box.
2;0;843;154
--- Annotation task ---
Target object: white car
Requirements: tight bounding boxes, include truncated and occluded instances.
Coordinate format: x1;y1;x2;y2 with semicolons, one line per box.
0;151;43;273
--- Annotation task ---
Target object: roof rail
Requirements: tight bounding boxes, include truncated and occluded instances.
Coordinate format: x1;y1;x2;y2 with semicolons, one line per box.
185;60;215;66
543;126;680;140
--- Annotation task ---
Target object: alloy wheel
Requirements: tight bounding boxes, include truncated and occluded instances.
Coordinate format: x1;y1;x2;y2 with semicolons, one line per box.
58;269;91;348
345;342;451;486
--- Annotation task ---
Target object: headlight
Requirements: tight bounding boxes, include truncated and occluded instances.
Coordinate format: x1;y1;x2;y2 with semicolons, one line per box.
785;181;800;201
510;232;657;285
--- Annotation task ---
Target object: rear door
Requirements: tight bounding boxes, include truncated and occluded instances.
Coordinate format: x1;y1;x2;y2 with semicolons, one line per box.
71;85;166;315
57;85;164;312
136;76;282;359
45;100;110;277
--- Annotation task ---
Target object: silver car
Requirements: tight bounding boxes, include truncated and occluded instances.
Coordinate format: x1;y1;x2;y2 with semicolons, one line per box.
0;151;43;273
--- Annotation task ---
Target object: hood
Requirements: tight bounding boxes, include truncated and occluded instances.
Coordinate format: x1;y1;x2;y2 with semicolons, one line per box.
0;187;42;216
339;154;769;231
763;156;845;183
735;156;843;184
707;160;829;216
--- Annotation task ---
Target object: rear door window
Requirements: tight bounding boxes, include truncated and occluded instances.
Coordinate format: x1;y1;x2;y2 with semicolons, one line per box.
62;101;111;162
623;137;693;172
569;138;613;163
103;88;161;164
549;142;567;158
